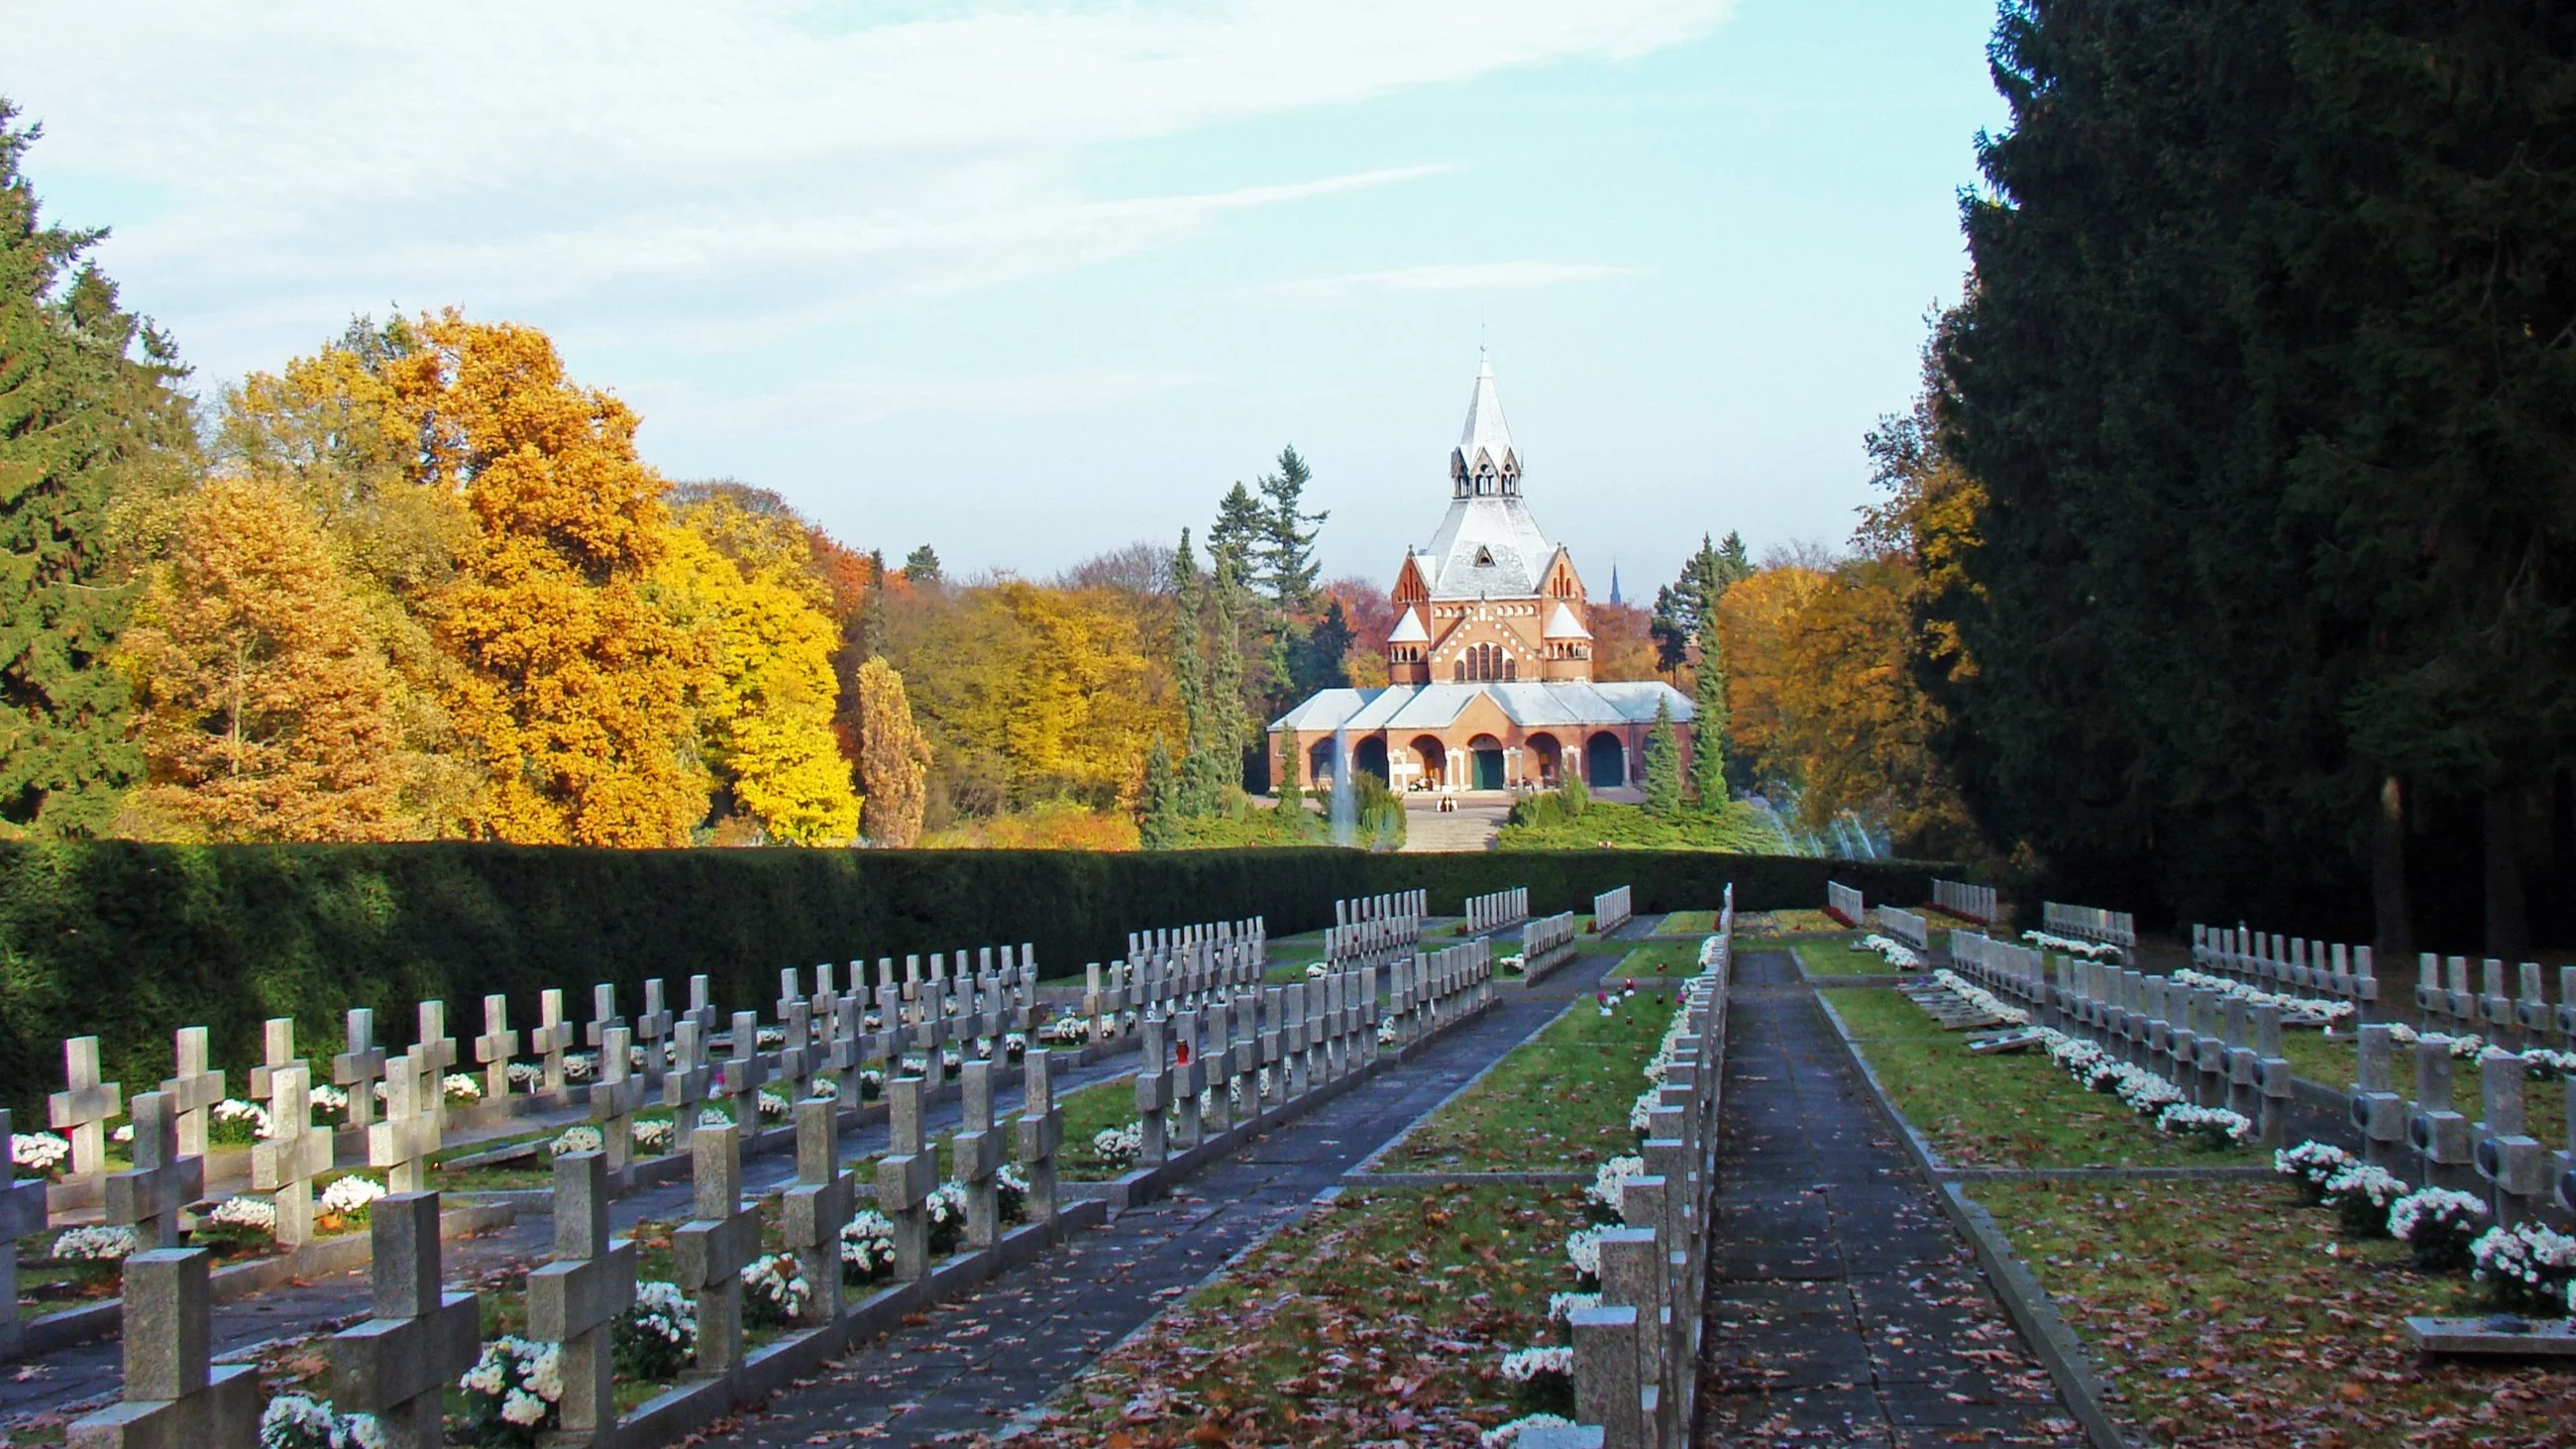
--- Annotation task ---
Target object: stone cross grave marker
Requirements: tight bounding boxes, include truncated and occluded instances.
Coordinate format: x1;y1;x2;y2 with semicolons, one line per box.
782;1097;849;1325
2350;1024;2407;1165
0;1109;50;1359
64;1248;258;1449
1015;1048;1061;1225
1135;1013;1172;1167
369;1051;440;1194
160;1027;226;1161
688;974;716;1039
664;1019;712;1151
637;978;672;1091
253;1064;334;1247
49;1036;122;1178
106;1091;201;1250
529;1151;635;1442
876;1076;937;1282
331;1191;480;1449
955;1059;1002;1249
2474;1052;2548;1224
587;983;623;1061
247;1018;302;1116
590;1025;644;1184
532;989;575;1097
334;1008;387;1130
475;995;520;1103
415;1002;458;1132
1202;999;1233;1134
2412;1037;2471;1174
1171;1009;1204;1149
719;1010;770;1138
674;1122;757;1377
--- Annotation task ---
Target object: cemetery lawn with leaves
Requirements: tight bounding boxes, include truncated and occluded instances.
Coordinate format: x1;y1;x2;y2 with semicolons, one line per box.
1971;1176;2576;1447
1791;937;1900;977
1655;909;1718;935
1734;908;1848;939
1826;991;2264;1169
1055;1073;1147;1178
1388;992;1677;1170
1591;940;1708;979
2274;1029;2570;1146
1018;1183;1585;1448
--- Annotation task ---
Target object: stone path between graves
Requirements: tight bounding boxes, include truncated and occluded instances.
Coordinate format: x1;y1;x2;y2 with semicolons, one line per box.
699;936;1648;1447
1697;947;2088;1448
0;1049;1148;1429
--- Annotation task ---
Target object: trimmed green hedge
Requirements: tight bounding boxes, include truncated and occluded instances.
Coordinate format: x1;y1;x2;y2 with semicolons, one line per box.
0;840;1972;1119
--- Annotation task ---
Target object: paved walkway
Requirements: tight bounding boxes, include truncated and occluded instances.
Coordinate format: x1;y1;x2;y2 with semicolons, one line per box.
1697;948;2085;1447
714;937;1646;1447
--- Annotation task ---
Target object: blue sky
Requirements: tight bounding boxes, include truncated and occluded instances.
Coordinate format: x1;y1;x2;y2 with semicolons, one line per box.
11;0;2004;596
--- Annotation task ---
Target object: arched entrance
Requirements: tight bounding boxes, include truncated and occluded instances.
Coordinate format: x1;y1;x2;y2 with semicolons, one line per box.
1308;738;1337;789
1468;733;1506;791
1585;731;1626;788
1527;732;1562;786
1353;735;1388;784
1410;735;1448;790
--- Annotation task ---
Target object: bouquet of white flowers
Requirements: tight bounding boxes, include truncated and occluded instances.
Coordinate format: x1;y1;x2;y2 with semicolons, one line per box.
2471;1222;2576;1317
1585;1156;1646;1224
926;1182;969;1257
739;1251;811;1329
210;1098;270;1146
841;1210;898;1285
613;1281;696;1381
455;1336;562;1445
997;1164;1030;1225
2273;1140;2354;1203
2155;1103;2253;1149
2320;1163;2410;1238
12;1131;69;1178
52;1224;137;1287
1497;1345;1575;1416
1563;1227;1603;1288
442;1074;483;1105
549;1126;604;1157
259;1393;387;1449
1092;1123;1143;1170
318;1174;387;1227
2389;1187;2489;1274
631;1118;675;1155
1479;1415;1576;1449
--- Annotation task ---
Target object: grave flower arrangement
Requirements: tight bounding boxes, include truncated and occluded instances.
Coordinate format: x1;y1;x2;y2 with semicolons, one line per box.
12;1131;69;1179
309;1083;351;1118
565;1052;597;1082
209;1098;271;1146
2522;1048;2576;1081
1931;969;2027;1027
997;1164;1030;1225
1547;1290;1601;1323
2021;930;2118;962
317;1173;387;1229
1496;1344;1575;1417
857;1069;885;1101
2273;1140;2356;1203
2471;1222;2576;1316
698;1108;734;1129
1092;1122;1143;1169
2168;968;2348;1027
442;1073;484;1105
51;1224;138;1289
841;1209;898;1284
1378;1016;1400;1047
549;1125;604;1157
506;1063;544;1091
1563;1226;1604;1289
1585;1155;1645;1224
757;1090;793;1123
1856;935;1926;970
1004;1031;1028;1061
631;1118;675;1155
258;1392;387;1449
1479;1414;1576;1448
198;1194;279;1251
739;1251;811;1328
926;1182;969;1257
2319;1163;2411;1237
613;1281;697;1380
2389;1187;2490;1274
2383;1023;2489;1059
1035;1017;1089;1047
2154;1102;2253;1149
456;1335;563;1446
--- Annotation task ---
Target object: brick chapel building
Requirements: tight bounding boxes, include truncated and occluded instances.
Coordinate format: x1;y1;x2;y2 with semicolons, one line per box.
1270;356;1694;796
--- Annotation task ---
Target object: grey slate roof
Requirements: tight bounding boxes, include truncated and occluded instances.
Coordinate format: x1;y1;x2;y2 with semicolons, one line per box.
1270;681;1692;733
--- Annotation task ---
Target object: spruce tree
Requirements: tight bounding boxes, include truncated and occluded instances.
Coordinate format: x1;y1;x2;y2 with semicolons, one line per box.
858;549;890;656
1651;532;1753;673
1691;614;1729;808
902;545;941;586
0;101;194;836
1138;733;1181;847
1208;482;1266;585
1196;554;1246;808
1168;530;1214;817
1274;727;1302;812
1256;445;1326;610
1643;697;1682;818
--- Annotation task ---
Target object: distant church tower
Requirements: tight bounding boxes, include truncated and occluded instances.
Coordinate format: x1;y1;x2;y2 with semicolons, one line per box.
1609;563;1623;607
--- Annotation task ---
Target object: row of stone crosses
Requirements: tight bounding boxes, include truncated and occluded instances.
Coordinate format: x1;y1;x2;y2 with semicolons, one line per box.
51;903;1514;1449
1945;922;2576;1229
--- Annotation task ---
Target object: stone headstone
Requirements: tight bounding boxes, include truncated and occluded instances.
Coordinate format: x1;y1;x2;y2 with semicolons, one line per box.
590;1025;645;1185
48;1036;122;1178
65;1249;258;1449
781;1098;849;1325
0;1109;50;1359
875;1077;936;1282
330;1191;480;1449
664;1019;713;1151
160;1028;226;1161
474;995;519;1103
675;1124;757;1376
334;1009;387;1130
1015;1049;1061;1225
105;1091;201;1250
531;989;575;1098
252;1064;333;1247
368;1053;440;1194
955;1061;1002;1250
528;1152;635;1442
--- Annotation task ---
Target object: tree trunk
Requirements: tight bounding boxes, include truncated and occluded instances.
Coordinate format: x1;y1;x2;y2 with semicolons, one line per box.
2485;785;2530;959
2372;776;2414;959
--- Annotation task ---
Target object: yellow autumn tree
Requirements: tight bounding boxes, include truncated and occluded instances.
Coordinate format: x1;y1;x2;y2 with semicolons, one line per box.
655;523;858;844
119;476;417;840
852;655;928;845
390;313;710;846
1716;564;1831;785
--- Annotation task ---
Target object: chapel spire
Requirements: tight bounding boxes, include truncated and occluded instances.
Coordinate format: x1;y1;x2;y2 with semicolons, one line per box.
1450;352;1521;498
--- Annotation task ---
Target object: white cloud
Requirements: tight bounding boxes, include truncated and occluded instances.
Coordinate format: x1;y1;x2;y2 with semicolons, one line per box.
7;1;1728;377
1248;261;1642;303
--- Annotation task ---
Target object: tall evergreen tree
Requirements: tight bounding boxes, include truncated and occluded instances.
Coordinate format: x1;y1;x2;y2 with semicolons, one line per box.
1137;732;1181;848
1208;482;1266;585
1643;697;1682;818
1195;553;1248;807
1256;445;1326;610
1168;529;1219;818
1651;532;1752;672
902;545;941;586
1691;612;1729;807
858;549;890;657
0;101;194;836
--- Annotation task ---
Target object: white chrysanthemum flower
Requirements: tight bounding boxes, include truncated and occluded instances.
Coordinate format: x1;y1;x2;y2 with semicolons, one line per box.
550;1126;604;1156
319;1174;387;1216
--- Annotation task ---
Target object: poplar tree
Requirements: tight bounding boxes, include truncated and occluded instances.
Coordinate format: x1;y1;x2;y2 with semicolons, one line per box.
1137;733;1181;847
0;101;194;835
1691;613;1729;808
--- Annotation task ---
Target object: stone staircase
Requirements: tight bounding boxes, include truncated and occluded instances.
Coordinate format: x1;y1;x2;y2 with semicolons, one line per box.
1401;800;1509;852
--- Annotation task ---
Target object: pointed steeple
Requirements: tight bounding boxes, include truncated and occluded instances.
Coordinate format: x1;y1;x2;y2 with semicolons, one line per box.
1450;351;1521;498
1609;561;1623;607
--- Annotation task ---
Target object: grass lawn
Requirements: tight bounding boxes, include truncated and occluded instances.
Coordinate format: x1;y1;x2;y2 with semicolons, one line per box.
1592;940;1709;980
1829;990;2265;1170
1970;1177;2576;1447
1734;908;1849;939
1387;992;1676;1170
1820;985;1957;1040
1654;909;1718;936
1055;1074;1147;1178
1016;1184;1589;1448
1792;937;1910;977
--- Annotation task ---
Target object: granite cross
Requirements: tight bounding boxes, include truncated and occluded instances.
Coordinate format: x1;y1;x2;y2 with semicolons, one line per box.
105;1091;201;1250
531;988;576;1098
414;1002;458;1132
48;1036;122;1178
333;1009;388;1131
1135;1015;1172;1167
718;1010;771;1137
474;995;520;1103
954;1059;1003;1249
246;1018;304;1113
590;1025;645;1185
781;1097;850;1325
330;1191;480;1449
369;1051;440;1194
0;1109;50;1360
528;1151;635;1442
252;1064;334;1247
64;1249;259;1449
160;1027;227;1161
663;1019;713;1151
636;978;673;1091
1014;1048;1061;1224
876;1076;937;1282
673;1122;758;1376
